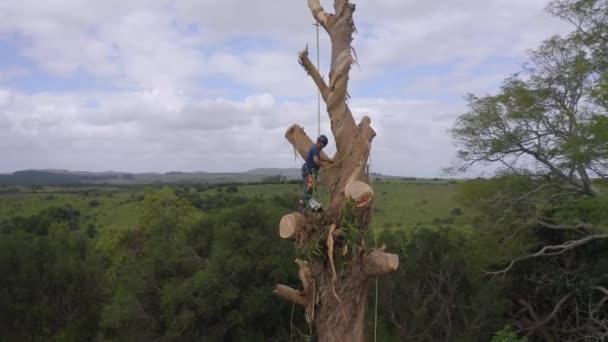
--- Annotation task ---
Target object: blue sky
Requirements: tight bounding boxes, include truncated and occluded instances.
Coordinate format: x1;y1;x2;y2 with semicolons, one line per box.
0;0;572;177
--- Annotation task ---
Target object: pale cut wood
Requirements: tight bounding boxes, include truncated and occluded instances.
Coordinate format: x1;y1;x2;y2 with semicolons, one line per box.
274;284;306;306
344;180;374;208
358;116;376;142
285;124;338;189
279;212;307;239
307;0;332;30
363;248;400;276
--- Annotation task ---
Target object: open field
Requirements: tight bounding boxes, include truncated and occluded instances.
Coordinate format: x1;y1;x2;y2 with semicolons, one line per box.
0;186;144;230
0;180;474;232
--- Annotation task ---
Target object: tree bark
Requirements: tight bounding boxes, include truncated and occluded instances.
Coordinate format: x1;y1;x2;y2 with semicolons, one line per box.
276;2;398;341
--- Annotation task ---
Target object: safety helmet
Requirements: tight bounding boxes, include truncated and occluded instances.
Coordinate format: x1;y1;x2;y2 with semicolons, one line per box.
317;135;328;146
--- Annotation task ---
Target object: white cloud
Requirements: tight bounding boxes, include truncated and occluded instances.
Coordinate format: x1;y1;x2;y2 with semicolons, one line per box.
0;86;464;176
0;0;580;176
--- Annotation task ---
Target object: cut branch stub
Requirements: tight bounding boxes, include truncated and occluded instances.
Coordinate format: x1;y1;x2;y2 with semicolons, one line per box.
344;180;374;208
363;247;400;277
274;284;306;306
285;124;338;189
280;212;308;239
358;116;376;143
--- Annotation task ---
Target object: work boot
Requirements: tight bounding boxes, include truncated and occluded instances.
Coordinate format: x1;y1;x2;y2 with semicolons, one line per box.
297;199;305;213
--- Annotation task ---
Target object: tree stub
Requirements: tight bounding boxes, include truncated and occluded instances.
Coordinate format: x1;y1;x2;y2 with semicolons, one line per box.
344;180;374;208
274;284;306;306
363;247;400;276
279;212;308;239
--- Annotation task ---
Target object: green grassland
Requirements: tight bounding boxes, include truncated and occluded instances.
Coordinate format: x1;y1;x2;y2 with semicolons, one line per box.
230;180;474;230
0;180;473;232
0;186;144;230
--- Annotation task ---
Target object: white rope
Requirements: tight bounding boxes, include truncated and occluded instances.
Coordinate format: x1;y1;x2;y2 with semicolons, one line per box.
368;148;379;342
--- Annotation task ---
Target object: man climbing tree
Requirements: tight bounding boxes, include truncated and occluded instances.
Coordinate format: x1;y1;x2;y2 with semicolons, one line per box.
299;134;333;212
274;1;399;341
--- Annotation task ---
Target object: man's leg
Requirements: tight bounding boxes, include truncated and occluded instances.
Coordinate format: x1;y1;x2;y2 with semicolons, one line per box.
311;169;319;197
305;173;314;200
307;170;323;211
298;173;307;212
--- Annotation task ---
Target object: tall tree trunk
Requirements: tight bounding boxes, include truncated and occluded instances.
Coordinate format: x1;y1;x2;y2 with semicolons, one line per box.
275;2;399;341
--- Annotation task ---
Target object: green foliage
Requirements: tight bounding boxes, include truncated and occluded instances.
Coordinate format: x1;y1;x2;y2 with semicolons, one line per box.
491;326;528;342
547;0;608;70
297;237;325;259
448;14;607;192
0;209;104;341
1;177;606;341
454;174;608;340
89;199;101;207
374;228;507;342
96;187;302;341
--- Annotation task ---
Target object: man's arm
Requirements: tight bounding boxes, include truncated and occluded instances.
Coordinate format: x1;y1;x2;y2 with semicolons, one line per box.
313;155;322;167
314;154;334;166
319;155;334;163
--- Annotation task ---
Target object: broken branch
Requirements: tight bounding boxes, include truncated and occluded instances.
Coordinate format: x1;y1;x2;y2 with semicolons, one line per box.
298;48;329;101
358;116;376;143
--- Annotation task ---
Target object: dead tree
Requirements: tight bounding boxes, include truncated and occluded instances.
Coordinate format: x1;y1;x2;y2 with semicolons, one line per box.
274;1;399;341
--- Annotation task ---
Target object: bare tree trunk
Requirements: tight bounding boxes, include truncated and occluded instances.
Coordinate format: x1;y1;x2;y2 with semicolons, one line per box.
275;2;399;341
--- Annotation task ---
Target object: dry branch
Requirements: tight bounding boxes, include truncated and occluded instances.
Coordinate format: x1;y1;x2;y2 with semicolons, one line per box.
299;48;329;100
521;294;573;333
536;219;594;230
488;233;608;277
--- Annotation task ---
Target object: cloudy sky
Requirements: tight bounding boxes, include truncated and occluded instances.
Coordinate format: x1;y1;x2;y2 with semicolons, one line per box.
0;0;572;177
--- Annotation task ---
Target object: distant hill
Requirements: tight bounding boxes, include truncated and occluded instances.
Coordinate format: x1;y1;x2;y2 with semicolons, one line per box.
0;169;300;186
245;168;300;177
0;169;452;186
0;170;125;185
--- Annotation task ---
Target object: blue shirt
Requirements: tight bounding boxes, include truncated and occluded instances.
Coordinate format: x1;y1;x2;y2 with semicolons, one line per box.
306;144;321;171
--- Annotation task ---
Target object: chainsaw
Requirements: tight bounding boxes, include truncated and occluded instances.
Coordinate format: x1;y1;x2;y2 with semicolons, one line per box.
307;197;323;211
